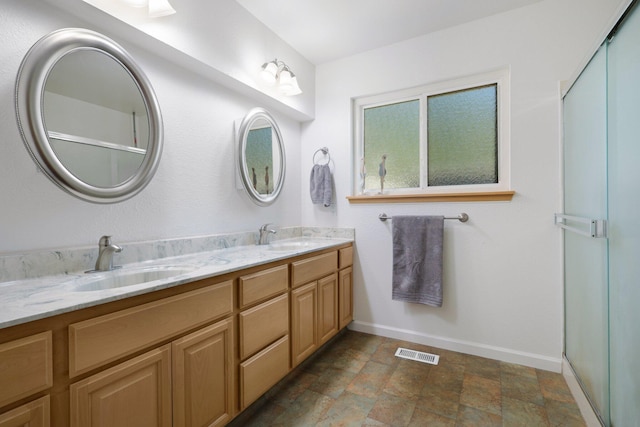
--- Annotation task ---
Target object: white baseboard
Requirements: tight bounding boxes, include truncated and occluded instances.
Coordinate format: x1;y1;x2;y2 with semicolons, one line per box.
562;357;604;427
348;320;562;372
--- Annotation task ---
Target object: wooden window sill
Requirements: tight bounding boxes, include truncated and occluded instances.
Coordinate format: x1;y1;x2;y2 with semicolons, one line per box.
346;191;515;204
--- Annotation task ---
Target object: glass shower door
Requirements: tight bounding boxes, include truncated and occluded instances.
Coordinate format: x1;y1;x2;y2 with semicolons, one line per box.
562;44;610;425
606;4;640;423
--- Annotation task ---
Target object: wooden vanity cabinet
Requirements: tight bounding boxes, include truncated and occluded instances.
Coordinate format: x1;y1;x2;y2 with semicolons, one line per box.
238;266;290;410
338;246;354;329
291;251;340;367
69;345;172;427
0;396;50;427
0;242;353;427
291;281;318;366
0;331;53;427
173;318;234;427
68;279;235;427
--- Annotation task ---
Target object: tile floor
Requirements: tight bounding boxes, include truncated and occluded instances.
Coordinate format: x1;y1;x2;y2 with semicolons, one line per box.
229;330;586;427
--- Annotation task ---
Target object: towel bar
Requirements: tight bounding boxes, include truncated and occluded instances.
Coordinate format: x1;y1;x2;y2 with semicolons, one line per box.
379;213;469;222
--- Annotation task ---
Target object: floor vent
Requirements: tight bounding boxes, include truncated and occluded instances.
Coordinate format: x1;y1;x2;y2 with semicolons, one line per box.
394;347;440;365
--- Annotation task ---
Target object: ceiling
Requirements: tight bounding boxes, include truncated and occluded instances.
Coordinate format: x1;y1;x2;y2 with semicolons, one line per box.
234;0;544;64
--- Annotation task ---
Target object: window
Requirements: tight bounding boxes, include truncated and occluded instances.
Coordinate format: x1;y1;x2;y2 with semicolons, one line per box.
352;69;511;200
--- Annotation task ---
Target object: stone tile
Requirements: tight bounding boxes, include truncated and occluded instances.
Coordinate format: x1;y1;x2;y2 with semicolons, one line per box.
309;367;358;399
332;348;372;373
460;374;502;415
417;387;459;419
270;371;319;407
370;339;404;366
502;372;545;406
464;354;502;381
347;360;395;399
271;389;335;426
362;418;392;426
316;391;377;427
368;392;417;426
229;332;587;426
383;359;431;400
536;370;576;403
425;366;464;393
544;398;587;427
343;331;385;355
232;401;286;426
407;406;456;427
455;405;502;426
501;361;538;379
502;397;550;427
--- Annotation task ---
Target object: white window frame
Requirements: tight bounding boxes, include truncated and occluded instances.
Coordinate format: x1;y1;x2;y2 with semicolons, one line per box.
352;68;511;196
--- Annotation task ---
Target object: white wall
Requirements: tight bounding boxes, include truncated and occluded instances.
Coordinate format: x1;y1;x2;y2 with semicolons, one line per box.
301;0;628;370
0;0;303;253
2;0;629;371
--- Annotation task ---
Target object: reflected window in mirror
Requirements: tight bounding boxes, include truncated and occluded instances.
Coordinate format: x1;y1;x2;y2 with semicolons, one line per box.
237;108;285;206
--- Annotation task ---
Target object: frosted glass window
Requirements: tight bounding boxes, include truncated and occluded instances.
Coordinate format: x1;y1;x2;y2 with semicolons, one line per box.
427;84;497;186
363;100;420;192
353;69;509;196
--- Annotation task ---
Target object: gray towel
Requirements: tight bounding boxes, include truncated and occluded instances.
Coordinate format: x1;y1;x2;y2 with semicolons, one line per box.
392;215;444;307
310;164;332;207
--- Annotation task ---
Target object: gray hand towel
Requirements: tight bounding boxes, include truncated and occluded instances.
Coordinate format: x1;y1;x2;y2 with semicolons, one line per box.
310;164;332;207
392;215;444;307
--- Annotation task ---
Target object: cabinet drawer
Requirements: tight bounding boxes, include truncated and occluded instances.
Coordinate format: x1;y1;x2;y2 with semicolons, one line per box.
339;246;353;268
69;280;233;377
291;252;337;288
239;293;289;360
0;395;50;427
239;335;289;409
0;331;52;407
239;265;288;308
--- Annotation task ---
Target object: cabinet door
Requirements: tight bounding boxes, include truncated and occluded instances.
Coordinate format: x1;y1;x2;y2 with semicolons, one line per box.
70;345;172;427
339;267;353;329
318;273;338;345
0;395;49;427
291;281;317;367
172;318;234;427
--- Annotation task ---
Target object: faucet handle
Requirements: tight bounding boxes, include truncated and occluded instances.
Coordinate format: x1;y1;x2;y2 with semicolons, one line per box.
99;235;112;246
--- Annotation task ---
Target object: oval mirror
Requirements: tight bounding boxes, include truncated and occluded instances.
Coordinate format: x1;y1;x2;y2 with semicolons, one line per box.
237;108;286;206
15;28;163;203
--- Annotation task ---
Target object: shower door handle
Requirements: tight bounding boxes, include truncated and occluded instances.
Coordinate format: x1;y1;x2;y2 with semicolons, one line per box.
554;214;607;238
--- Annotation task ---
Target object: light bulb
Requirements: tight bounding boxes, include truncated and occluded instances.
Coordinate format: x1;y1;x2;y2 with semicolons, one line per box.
260;61;278;85
149;0;176;17
120;0;147;7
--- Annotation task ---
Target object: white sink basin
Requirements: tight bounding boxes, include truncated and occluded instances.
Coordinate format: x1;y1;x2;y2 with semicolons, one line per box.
72;265;198;292
267;240;313;252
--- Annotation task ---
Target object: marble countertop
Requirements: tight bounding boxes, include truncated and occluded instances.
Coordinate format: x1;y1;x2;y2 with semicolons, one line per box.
0;236;352;329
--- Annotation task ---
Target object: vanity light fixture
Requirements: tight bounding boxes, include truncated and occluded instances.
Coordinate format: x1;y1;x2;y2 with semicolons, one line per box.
119;0;176;17
260;59;302;96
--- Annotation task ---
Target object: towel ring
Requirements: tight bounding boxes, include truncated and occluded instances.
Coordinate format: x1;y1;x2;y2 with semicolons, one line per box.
312;147;330;165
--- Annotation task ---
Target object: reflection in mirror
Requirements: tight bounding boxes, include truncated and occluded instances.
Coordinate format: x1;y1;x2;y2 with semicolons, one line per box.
15;28;163;203
44;49;149;187
238;108;285;206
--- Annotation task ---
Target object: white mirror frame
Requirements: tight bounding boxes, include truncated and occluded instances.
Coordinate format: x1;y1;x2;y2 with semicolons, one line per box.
237;108;286;206
15;28;163;204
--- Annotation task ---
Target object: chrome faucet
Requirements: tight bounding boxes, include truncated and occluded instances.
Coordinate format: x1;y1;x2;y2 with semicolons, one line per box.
258;223;277;245
94;235;122;271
